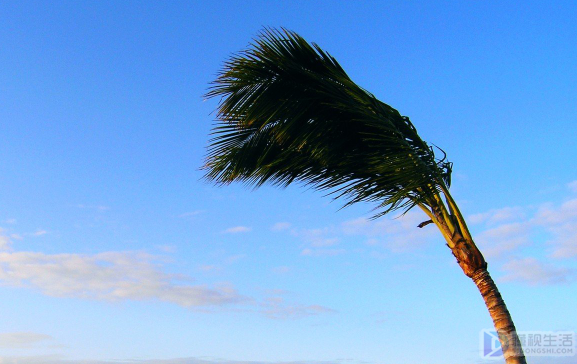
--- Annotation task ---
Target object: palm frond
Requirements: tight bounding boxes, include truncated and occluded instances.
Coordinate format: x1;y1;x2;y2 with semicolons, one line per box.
205;28;451;215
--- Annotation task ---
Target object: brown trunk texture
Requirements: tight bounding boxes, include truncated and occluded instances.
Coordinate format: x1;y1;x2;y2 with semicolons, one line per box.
472;268;527;364
448;232;527;364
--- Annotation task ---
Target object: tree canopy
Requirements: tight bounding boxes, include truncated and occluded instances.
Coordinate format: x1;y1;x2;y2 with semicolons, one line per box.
205;28;453;218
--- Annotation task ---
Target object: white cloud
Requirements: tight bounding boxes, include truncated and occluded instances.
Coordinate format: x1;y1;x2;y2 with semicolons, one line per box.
300;248;345;257
0;219;335;319
270;222;291;231
260;295;337;319
223;226;251;234
0;332;52;348
340;217;372;235
534;198;577;226
341;211;436;252
533;198;577;258
468;206;525;225
281;210;437;257
0;233;12;251
567;180;577;193
3;218;17;224
282;185;577;262
500;258;574;285
468;194;577;259
0;238;11;250
31;230;48;237
0;246;333;318
179;210;204;218
195;254;246;274
0;250;245;307
155;245;176;253
197;264;221;272
0;357;349;364
475;222;532;258
549;228;577;258
297;228;339;247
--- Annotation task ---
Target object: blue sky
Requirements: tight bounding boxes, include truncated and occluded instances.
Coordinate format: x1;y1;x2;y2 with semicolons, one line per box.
0;1;576;363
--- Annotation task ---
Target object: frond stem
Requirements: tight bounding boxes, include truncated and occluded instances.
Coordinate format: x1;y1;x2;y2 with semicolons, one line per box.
431;190;455;235
417;203;455;248
440;184;473;242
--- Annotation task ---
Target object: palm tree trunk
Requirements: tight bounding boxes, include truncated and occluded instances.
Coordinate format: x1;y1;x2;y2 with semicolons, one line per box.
445;229;527;364
472;268;527;364
426;192;528;364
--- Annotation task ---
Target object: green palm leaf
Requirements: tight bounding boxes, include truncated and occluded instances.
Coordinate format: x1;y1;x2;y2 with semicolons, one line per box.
205;28;451;216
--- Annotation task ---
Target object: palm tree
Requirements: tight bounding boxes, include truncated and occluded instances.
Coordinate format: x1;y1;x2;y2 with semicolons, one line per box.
204;28;526;364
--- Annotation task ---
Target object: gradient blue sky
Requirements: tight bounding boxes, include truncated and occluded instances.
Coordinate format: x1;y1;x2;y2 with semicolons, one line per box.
0;1;576;363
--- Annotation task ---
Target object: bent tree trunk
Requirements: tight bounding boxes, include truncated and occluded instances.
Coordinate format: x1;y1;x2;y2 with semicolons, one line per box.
450;234;527;364
422;189;528;364
472;268;527;364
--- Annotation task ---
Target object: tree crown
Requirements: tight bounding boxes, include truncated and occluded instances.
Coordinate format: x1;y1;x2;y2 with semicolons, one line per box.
205;28;452;217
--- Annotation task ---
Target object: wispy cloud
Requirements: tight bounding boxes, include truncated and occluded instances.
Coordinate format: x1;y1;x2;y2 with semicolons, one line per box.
0;207;340;321
272;210;437;258
1;227;49;249
456;187;577;286
468;206;526;225
534;198;577;226
32;229;48;237
155;245;176;253
223;226;251;234
0;237;11;250
270;222;291;231
273;183;577;266
179;210;205;218
0;245;333;319
0;250;245;307
0;332;52;348
301;248;345;257
468;186;577;260
296;227;339;247
0;229;12;251
2;218;17;224
0;357;351;364
260;295;337;319
77;204;110;211
500;258;574;285
567;180;577;193
475;222;532;258
197;264;221;272
341;211;436;252
196;254;246;275
533;198;577;258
